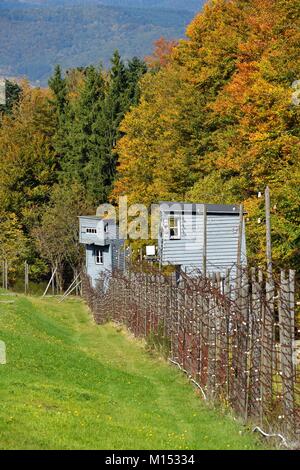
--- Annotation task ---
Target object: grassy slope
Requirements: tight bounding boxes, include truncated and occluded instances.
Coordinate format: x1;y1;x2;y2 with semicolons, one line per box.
0;293;265;450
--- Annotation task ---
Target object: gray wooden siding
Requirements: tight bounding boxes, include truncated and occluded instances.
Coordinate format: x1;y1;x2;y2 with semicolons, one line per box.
206;214;246;275
160;211;246;275
79;216;117;246
161;212;203;267
80;216;125;286
86;244;112;287
80;217;101;245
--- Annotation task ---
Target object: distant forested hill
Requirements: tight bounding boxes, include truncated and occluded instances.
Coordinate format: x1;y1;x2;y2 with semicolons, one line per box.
0;1;205;84
0;1;203;11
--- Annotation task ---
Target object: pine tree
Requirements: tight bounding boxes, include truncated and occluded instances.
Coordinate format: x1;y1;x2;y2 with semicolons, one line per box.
56;52;147;205
91;51;146;202
126;57;147;105
48;65;68;116
59;65;106;203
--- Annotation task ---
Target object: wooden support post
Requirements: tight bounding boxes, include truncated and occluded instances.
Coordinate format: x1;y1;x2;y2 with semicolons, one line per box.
202;205;207;277
55;268;60;294
215;272;223;396
123;246;126;272
241;273;250;421
42;267;57;297
182;282;188;370
232;236;243;408
24;261;29;295
175;279;182;363
144;273;148;337
262;186;276;403
59;273;81;301
260;275;274;425
5;259;8;290
224;269;231;399
2;260;4;290
259;188;275;422
207;273;217;398
59;280;82;303
278;270;295;436
24;261;27;295
265;186;273;280
250;268;262;418
289;269;296;368
51;267;55;295
237;204;244;275
74;270;78;296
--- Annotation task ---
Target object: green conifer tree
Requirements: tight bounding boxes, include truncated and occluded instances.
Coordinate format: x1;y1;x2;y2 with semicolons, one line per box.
59;65;106;203
48;65;68;116
57;52;147;205
126;57;148;105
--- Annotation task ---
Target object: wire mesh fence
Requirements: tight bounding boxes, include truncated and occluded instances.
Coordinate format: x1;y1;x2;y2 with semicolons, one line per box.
82;264;300;445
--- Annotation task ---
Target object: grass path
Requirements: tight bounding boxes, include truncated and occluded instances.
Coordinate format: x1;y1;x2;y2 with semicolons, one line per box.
0;293;265;450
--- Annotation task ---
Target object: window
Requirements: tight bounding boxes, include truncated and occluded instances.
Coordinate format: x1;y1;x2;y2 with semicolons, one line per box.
95;248;104;265
86;228;97;234
168;216;181;240
104;223;109;234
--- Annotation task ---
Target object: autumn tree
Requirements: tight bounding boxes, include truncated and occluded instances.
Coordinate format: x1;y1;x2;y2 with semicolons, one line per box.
188;0;300;267
112;65;199;206
0;212;27;283
0;83;57;230
113;0;300;269
0;51;147;285
145;37;177;70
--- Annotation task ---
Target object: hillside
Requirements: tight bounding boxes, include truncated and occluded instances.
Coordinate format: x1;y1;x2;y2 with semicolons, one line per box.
0;1;205;85
0;291;264;449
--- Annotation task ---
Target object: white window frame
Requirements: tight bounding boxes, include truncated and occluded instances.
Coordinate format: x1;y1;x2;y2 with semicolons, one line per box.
95;248;104;265
86;227;97;234
168;215;181;240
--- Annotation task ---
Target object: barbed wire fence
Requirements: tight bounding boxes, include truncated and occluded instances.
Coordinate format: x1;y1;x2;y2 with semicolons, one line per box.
82;263;300;447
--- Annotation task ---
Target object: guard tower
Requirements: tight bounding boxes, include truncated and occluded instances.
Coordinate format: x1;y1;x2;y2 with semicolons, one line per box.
79;215;125;287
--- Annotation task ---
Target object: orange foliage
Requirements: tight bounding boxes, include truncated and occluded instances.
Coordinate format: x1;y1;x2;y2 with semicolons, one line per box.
145;37;178;70
113;0;300;267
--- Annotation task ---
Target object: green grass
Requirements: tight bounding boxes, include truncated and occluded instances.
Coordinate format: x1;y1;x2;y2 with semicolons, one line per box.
0;292;266;450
